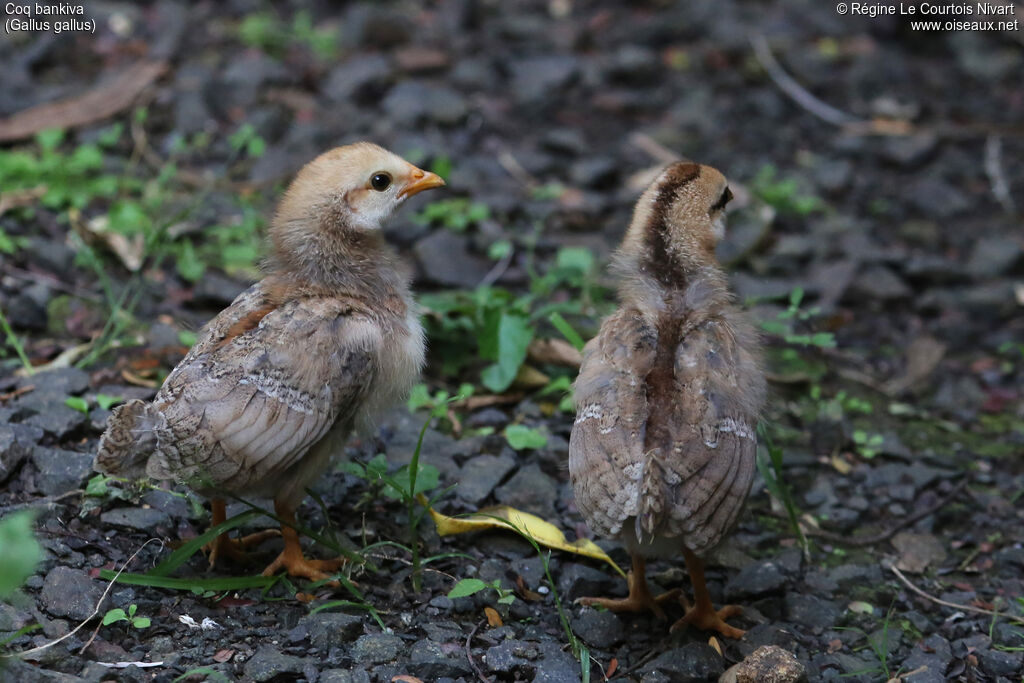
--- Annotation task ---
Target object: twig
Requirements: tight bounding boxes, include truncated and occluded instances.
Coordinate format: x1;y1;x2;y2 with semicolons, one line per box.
3;538;163;660
802;478;968;547
496;150;538;190
888;562;1024;626
465;618;492;683
750;35;864;128
984;135;1017;214
1;264;104;303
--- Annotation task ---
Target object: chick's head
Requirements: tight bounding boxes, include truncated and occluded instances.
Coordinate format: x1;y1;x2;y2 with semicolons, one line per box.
275;142;445;232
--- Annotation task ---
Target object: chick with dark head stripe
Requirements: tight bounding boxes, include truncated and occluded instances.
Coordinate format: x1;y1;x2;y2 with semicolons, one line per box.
569;161;765;637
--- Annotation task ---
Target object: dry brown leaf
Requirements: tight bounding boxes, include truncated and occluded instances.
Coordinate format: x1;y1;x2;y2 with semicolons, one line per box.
708;636;722;656
512;364;549;389
452;393;525;411
391;676;425;683
0;61;167;142
886;335;946;394
121;369;159;388
606;658;618;679
212;649;234;663
0;185;47;217
83;214;145;271
527;338;582;368
484;606;503;628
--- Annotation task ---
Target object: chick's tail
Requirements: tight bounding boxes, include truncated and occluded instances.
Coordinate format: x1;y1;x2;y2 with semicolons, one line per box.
94;399;164;479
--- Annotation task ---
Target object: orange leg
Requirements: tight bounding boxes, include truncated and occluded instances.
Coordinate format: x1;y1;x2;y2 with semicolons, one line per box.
205;498;279;568
576;554;681;621
670;548;745;639
260;500;343;583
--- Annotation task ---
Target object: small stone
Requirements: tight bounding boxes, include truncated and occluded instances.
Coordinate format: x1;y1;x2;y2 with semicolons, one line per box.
641;642;723;681
298;612;364;650
31;447;94;496
557;564;618;602
0;423;42;483
510;56;579;104
243;645;307;682
907;177;970;218
456;453;516;505
351;633;405;664
572;608;624;648
23;406;87;440
977;648;1023;677
40;566;105;621
323;54;393;102
849;265;911;301
725;560;788;600
722;645;807;683
784;594;840;631
413;230;491;289
484;639;538;674
100;507;173;532
569;157;618;189
382;81;467;126
966;236;1022;279
494;464;558;517
408;639;473;679
192;271;249;308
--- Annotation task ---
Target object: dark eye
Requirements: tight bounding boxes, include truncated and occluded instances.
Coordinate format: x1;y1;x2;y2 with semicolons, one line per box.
370;172;392;191
710;187;733;213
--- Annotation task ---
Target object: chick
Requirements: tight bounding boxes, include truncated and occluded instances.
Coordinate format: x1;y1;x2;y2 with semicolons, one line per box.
95;143;444;581
569;161;765;638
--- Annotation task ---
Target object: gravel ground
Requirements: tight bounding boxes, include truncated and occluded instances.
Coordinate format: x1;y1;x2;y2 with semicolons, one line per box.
1;1;1023;682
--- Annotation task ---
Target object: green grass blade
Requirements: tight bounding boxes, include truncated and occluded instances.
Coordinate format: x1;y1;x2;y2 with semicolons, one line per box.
99;570;276;591
148;510;262;577
548;312;585;351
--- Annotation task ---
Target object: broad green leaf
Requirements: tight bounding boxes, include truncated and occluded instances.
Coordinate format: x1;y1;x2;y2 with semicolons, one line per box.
148;510;261;577
102;609;127;626
504;425;547;450
65;396;89;414
448;578;487;599
96;394;123;411
0;512;42;598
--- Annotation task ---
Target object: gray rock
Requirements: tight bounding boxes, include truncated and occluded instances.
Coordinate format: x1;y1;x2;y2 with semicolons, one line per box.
535;641;582;683
31;448;93;496
243;645;307;682
484;639;539;674
0;423;42;483
323;54;393;103
17;367;88;397
569;157;618;189
23;406;87;440
978;648;1023;676
850;265;911;301
408;639;473;679
879;134;938;168
510;56;579;103
966;236;1022;278
725;560;788;600
382;81;467;126
299;612;365;649
321;670;371;683
413;230;491;289
351;633;405;664
572;608;624;648
907;177;970;218
494;464;558;517
456;453;516;505
641;642;723;681
193;271;248;308
784;594;840;631
606;44;661;83
40;566;105;621
901;633;950;682
100;507;173;532
7;292;47;331
557;563;617;601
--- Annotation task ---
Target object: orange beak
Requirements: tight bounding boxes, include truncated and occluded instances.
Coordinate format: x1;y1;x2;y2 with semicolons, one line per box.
398;166;446;199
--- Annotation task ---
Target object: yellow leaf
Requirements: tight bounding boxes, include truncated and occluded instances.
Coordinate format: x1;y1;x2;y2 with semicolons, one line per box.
419;497;626;579
708;636;722;656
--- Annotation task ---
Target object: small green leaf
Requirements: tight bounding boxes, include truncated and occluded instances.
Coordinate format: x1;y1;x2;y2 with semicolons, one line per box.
102;609;128;626
505;425;548;450
448;578;487;599
131;616;151;629
0;512;42;598
85;474;110;497
548;312;585;351
96;394;123;411
178;330;198;347
64;396;89;414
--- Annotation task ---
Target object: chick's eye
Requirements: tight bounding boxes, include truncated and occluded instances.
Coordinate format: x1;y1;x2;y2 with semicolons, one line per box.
710;187;733;213
370;172;392;191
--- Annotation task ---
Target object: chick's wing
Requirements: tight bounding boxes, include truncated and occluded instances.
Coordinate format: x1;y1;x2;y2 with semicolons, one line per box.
569;308;658;537
150;284;378;491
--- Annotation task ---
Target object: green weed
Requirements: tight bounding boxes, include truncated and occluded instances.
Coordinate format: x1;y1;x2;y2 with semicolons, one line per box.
239;10;338;59
448;577;516;605
0;512;41;599
414;198;491;233
101;604;150;629
751;164;825;216
755;424;809;558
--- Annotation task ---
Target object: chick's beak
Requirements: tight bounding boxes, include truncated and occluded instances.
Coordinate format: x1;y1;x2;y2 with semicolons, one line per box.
398;167;446;199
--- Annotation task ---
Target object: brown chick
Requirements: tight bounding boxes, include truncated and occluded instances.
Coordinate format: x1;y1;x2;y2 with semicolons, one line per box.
568;161;765;638
95;143;445;582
